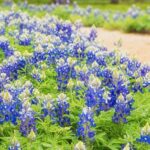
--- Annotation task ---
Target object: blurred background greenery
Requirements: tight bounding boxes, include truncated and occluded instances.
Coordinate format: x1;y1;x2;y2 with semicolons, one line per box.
0;0;149;33
1;0;150;5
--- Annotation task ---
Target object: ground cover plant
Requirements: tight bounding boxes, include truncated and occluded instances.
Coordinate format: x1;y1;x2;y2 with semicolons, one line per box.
0;3;149;150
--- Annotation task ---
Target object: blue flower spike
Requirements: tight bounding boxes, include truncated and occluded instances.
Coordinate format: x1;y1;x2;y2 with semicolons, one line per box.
77;107;95;140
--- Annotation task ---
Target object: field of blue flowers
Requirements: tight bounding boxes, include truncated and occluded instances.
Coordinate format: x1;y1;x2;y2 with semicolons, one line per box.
0;2;150;150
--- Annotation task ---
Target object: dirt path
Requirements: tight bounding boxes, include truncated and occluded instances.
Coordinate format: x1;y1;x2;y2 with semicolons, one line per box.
81;28;150;64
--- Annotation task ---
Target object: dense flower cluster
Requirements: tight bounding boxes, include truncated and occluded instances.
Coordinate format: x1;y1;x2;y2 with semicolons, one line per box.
0;36;14;57
0;89;21;124
0;6;149;149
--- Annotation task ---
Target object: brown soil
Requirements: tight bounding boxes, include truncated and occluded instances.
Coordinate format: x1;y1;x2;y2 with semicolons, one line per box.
81;28;150;65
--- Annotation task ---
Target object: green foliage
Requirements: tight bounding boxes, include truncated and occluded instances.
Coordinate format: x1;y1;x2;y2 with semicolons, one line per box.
122;15;150;33
82;15;105;27
52;6;71;20
0;48;4;63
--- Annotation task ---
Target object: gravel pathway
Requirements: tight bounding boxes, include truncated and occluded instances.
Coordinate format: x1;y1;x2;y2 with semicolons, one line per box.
81;28;150;64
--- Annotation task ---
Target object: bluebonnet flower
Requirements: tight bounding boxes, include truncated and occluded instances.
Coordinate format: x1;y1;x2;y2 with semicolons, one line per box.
85;74;103;108
0;22;5;35
137;123;150;144
72;41;86;59
140;65;150;77
127;5;140;19
19;100;36;136
120;55;129;64
95;51;106;67
86;50;96;65
113;12;121;21
31;68;41;82
56;58;70;91
0;36;14;57
86;46;98;65
100;67;113;85
75;20;82;30
3;52;26;79
0;90;21;125
67;57;77;79
29;88;39;105
89;61;101;76
143;72;150;88
31;68;46;82
0;73;9;91
126;59;141;77
19;33;31;46
41;94;56;122
97;90;111;112
112;93;134;123
111;70;129;97
132;77;143;93
74;80;85;100
86;6;92;14
8;136;21;150
75;65;89;84
56;21;73;42
88;26;97;41
55;93;70;126
32;45;46;64
77;107;95;140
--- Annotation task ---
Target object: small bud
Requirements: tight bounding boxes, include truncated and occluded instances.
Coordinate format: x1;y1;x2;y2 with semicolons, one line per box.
32;68;39;75
58;93;68;102
67;79;74;89
41;63;47;70
1;73;6;79
76;80;84;87
67;57;76;67
28;129;36;141
113;70;120;80
136;77;142;84
117;94;125;103
1;91;12;103
11;136;19;146
9;136;21;150
57;58;65;66
14;80;22;87
141;123;150;135
23;51;32;57
88;75;101;90
74;66;81;73
24;81;32;88
41;72;46;80
33;89;40;96
91;61;99;68
46;100;52;109
123;143;130;150
35;45;43;53
74;141;86;150
103;91;110;103
82;65;88;73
